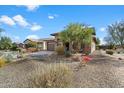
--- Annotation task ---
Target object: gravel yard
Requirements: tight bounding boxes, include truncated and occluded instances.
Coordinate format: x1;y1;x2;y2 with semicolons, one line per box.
0;50;124;88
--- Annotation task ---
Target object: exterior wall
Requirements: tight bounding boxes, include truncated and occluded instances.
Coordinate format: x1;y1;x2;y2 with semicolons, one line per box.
51;35;96;53
43;41;47;50
91;40;96;53
37;42;43;51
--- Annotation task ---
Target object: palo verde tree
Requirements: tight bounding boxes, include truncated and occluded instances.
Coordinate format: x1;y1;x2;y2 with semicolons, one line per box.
105;20;124;48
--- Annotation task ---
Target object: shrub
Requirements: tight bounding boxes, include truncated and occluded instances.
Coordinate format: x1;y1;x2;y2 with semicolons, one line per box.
3;53;14;63
25;41;37;48
65;51;71;57
55;46;64;55
16;48;22;52
117;51;120;54
11;43;18;51
28;63;73;88
0;36;12;50
0;57;6;67
106;50;114;55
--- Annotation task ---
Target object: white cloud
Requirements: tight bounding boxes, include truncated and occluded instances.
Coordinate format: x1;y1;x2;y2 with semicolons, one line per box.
48;14;59;20
48;15;54;20
24;5;39;11
0;15;15;26
30;24;42;31
13;36;20;42
13;15;30;27
100;27;106;32
26;35;39;40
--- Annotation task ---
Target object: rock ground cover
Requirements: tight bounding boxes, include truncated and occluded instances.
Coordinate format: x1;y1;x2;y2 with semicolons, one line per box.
0;50;124;88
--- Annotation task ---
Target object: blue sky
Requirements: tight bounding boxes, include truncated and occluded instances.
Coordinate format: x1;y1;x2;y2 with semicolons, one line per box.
0;5;123;44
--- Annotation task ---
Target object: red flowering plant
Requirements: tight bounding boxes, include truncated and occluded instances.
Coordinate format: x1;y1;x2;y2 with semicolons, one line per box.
82;56;92;64
78;55;92;68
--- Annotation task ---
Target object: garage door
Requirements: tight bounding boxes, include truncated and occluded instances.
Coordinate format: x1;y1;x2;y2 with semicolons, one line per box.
47;42;55;51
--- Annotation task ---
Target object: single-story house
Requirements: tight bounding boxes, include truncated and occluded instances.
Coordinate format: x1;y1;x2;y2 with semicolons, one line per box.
23;38;56;51
50;32;96;53
23;32;96;53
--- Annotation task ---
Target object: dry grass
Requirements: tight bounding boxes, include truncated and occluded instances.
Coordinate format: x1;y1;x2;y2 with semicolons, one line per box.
0;57;6;67
27;63;73;88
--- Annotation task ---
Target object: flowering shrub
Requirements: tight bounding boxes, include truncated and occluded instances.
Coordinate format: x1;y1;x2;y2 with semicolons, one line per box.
82;56;92;64
83;56;92;61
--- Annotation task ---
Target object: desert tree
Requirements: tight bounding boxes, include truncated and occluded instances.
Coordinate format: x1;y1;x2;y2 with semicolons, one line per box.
0;36;12;50
105;20;124;48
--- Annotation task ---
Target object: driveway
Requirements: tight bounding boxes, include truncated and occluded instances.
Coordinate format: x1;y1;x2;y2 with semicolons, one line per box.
27;51;54;60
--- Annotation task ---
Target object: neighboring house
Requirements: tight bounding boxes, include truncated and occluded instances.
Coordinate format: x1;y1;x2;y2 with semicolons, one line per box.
51;32;96;53
23;38;56;51
13;42;25;48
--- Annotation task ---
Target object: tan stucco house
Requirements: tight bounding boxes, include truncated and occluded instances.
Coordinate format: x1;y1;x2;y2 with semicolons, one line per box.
50;32;96;53
23;32;96;53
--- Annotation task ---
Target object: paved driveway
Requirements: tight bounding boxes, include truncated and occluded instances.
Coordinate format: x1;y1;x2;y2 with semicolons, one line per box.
29;51;54;56
27;51;54;60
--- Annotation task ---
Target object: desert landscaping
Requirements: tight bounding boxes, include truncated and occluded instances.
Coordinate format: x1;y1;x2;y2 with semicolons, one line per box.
1;5;124;88
0;50;124;88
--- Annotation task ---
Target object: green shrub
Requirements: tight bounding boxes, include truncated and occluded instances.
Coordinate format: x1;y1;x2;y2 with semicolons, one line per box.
4;54;14;63
11;43;18;51
65;51;71;57
25;41;37;48
106;50;114;55
16;48;22;52
117;51;120;54
28;63;73;88
55;46;64;55
0;57;6;67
